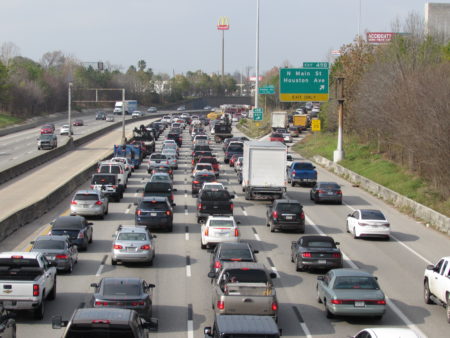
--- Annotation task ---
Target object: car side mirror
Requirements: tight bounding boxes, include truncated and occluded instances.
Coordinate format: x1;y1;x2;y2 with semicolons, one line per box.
52;315;68;329
236;220;241;225
207;272;216;279
136;188;143;192
347;214;353;218
88;222;93;226
30;241;35;245
204;327;213;337
317;276;324;281
335;242;340;246
253;250;259;254
134;201;138;206
147;283;156;289
426;264;435;271
231;194;235;199
142;318;158;331
90;283;98;288
269;272;277;279
291;241;296;245
173;188;178;192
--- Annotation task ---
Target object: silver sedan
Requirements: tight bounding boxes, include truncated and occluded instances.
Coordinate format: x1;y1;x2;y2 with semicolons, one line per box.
31;235;78;273
70;190;109;219
111;225;156;266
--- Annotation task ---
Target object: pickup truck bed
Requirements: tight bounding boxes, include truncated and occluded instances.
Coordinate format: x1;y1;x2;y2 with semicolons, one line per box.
0;267;44;281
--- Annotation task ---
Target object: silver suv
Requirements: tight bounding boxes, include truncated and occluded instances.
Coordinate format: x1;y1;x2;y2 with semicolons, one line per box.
98;161;128;190
70;190;109;219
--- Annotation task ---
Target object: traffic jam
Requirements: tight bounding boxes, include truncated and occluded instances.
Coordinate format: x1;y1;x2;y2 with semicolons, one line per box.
0;107;441;338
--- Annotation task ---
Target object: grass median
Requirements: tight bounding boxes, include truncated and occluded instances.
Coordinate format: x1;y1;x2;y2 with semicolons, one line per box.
0;114;23;128
292;132;450;217
236;117;272;139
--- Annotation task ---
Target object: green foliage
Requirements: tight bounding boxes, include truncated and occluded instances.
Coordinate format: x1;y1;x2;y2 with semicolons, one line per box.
0;113;22;128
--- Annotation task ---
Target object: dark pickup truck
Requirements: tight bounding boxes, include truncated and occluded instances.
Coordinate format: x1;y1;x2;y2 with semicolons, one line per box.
141;182;177;206
196;189;234;223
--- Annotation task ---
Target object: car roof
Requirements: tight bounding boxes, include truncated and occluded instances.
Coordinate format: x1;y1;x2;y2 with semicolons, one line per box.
358;328;420;337
331;268;374;277
215;315;279;334
71;308;133;324
221;262;267;270
35;235;69;242
74;190;100;195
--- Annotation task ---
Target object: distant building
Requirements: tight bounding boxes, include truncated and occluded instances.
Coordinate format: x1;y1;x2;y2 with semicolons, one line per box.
425;2;450;41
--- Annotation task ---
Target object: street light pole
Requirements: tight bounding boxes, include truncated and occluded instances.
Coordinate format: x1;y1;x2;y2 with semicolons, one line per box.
121;89;126;145
255;0;260;109
221;30;225;79
68;82;73;139
333;77;345;162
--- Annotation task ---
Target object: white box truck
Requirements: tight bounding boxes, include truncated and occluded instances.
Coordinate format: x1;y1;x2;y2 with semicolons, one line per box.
242;141;287;200
113;100;138;115
271;111;288;130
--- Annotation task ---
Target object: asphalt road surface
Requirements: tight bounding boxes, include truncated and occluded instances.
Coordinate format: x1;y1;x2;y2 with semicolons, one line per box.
1;122;447;337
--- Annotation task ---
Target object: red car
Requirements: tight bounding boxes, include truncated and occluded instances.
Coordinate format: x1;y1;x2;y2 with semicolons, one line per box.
40;124;55;134
229;154;241;167
270;133;284;143
72;119;84;126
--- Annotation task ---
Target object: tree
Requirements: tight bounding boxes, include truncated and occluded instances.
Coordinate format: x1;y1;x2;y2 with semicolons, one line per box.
0;42;20;67
137;60;146;72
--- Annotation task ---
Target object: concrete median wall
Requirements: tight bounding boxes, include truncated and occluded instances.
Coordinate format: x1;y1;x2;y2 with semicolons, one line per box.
312;155;450;235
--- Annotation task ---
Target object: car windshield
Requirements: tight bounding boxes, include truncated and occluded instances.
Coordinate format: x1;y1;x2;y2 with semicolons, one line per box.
361;210;385;220
209;220;234;227
223;269;268;283
293;162;314;170
74;194;98;201
103;280;141;296
333;276;380;290
277;203;302;213
220;249;253;261
117;233;147;241
140;201;167;210
33;240;66;250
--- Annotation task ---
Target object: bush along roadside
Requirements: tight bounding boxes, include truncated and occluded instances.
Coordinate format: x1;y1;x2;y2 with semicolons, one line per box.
292;132;450;219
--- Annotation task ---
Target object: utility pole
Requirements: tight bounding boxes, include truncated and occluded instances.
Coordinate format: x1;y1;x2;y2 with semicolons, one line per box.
255;0;260;109
68;82;73;139
333;77;345;162
121;89;126;145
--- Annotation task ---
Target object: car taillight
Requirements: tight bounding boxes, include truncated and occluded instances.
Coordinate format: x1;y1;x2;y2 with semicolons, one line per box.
300;211;305;220
234;228;239;237
272;302;278;311
197;203;202;210
113;244;123;249
217;301;225;310
112;185;117;189
33;284;39;297
317;190;326;194
376;300;386;305
302;252;312;258
230;203;234;211
131;301;145;306
95;200;103;205
165;210;172;216
384;223;390;227
214;261;222;269
204;228;209;236
77;232;85;239
193;181;200;184
171;192;174;201
272;211;278;219
331;299;342;304
140;244;151;250
94;302;109;307
358;222;369;226
332;253;341;258
90;185;94;189
136;209;142;216
71;201;77;205
56;254;68;259
336;190;342;195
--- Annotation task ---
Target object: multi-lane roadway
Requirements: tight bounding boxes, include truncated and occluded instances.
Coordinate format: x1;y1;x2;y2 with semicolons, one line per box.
0;118;448;337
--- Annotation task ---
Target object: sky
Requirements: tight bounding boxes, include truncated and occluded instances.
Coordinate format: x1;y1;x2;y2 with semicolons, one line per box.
0;0;446;76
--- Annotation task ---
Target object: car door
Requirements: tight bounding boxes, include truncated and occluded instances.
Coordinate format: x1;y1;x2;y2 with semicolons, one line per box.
318;272;331;302
100;192;108;212
437;259;449;301
39;256;54;296
348;211;359;234
429;258;444;293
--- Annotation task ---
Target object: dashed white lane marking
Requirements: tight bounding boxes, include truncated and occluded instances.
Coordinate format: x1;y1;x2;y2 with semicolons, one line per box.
96;264;105;277
185;232;189;241
186;265;191;277
254;234;261;241
184;209;188;215
134;192;138;197
242;209;248;216
300;323;312;338
124;208;130;214
305;214;426;337
187;320;194;338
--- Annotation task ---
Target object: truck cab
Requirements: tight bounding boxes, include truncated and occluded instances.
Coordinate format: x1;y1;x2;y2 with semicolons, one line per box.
424;256;450;323
287;161;317;187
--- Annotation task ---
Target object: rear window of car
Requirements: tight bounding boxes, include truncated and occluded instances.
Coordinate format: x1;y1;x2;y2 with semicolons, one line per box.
224;269;268;283
140;201;168;210
74;194;99;201
195;135;207;140
220;248;253;261
33;240;66;250
103;281;141;296
302;238;335;248
271;133;283;138
227;144;243;152
199;157;217;164
333;276;379;290
292;162;315;170
276;203;302;213
361;210;385;220
209;220;234;227
200;190;231;201
117;233;147;241
196;164;212;170
91;175;116;185
144;182;172;192
150;154;166;160
318;183;340;190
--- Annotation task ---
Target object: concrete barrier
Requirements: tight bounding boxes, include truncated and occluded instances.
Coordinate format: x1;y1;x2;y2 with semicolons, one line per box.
312;155;450;235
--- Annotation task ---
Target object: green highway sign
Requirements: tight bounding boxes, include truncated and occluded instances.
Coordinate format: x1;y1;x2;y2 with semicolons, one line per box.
279;68;329;102
302;62;329;68
253;107;263;121
259;85;275;95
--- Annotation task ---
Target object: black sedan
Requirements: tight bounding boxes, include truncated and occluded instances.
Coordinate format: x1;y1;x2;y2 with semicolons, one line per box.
209;242;259;274
90;277;155;321
49;216;93;251
290;235;343;272
310;182;343;204
192;171;217;196
30;235;78;273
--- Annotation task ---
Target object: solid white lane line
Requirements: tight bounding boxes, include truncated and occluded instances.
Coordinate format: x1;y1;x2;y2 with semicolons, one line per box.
186;265;191;277
134;192;138;197
342;203;433;264
300;323;312;338
96;264;104;276
187;320;194;338
305;214;426;337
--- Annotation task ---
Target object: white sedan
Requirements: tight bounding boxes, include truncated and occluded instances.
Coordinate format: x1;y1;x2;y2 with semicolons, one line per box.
201;216;240;249
346;209;390;240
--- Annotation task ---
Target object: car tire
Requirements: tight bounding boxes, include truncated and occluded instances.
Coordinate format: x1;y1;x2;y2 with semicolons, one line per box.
89;233;93;244
446;294;450;323
167;224;173;233
201;241;207;250
147;258;154;267
424;280;433;304
310;192;313;201
290;254;294;263
99;214;104;220
67;261;73;274
291;181;295;187
353;227;358;239
33;300;45;320
111;258;117;266
48;278;57;300
325;300;334;318
317;287;322;303
346;222;350;233
105;207;109;215
270;224;275;233
295;257;304;272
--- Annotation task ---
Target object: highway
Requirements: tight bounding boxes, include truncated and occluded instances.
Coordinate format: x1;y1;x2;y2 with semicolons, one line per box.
0;121;448;337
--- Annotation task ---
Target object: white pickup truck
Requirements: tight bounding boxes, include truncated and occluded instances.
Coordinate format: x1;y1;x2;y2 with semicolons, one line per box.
0;252;57;319
424;256;450;323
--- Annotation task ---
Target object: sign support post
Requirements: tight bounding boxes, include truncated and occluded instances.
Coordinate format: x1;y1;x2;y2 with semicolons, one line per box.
333;77;345;162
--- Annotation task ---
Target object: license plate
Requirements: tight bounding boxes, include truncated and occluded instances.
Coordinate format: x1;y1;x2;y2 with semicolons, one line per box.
126;247;136;252
150;213;157;216
327;192;333;195
318;260;326;264
354;301;365;307
285;216;293;220
46;256;54;260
